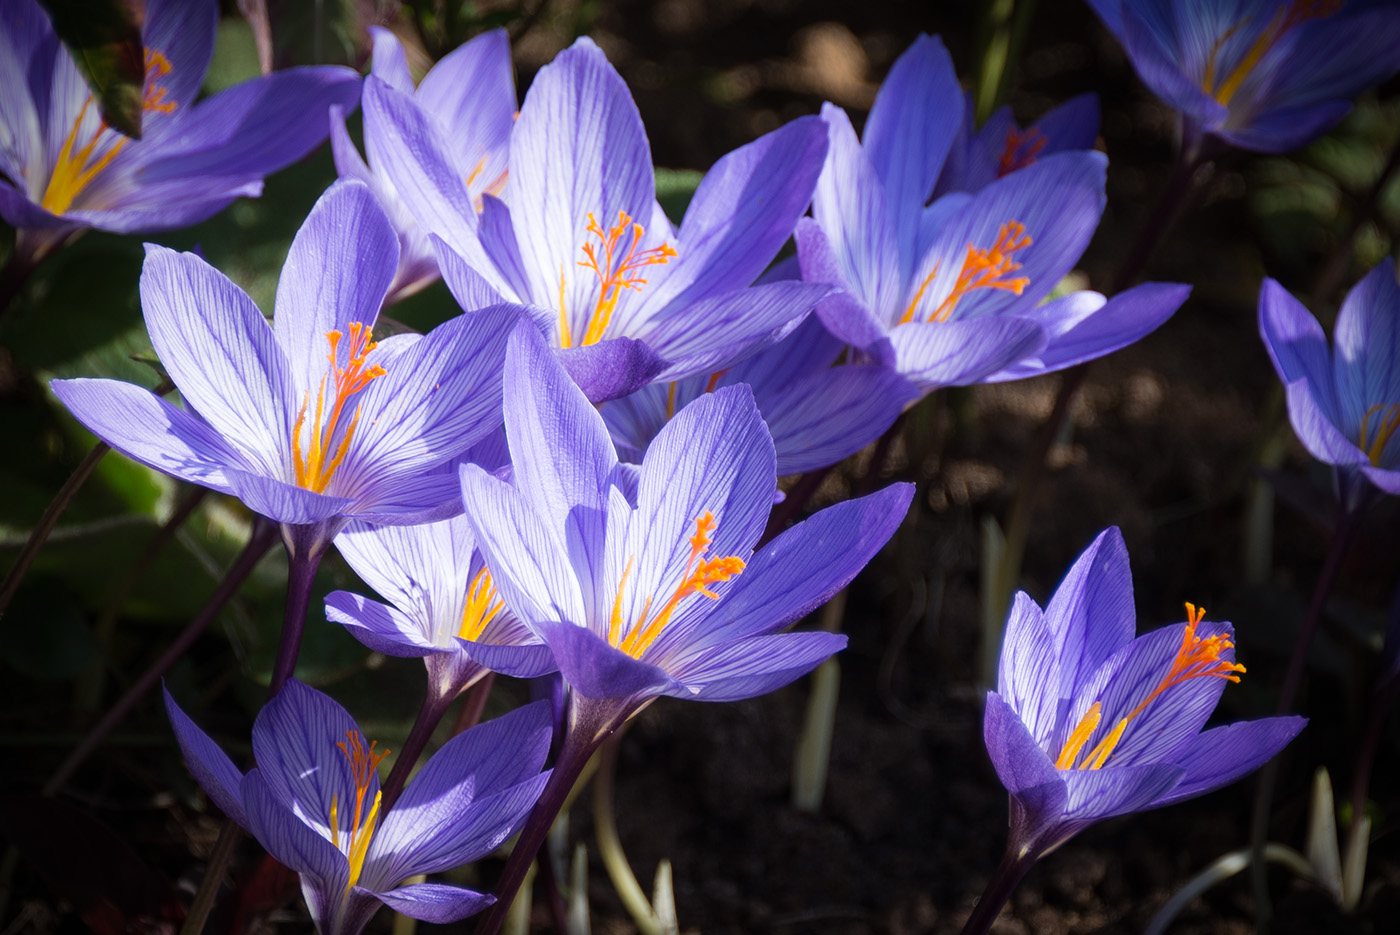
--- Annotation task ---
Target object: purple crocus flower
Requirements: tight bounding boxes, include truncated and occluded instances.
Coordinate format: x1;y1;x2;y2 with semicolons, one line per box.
983;527;1304;868
0;0;361;265
1085;0;1400;154
50;180;525;554
325;516;556;701
164;680;552;935
602;314;918;476
1259;260;1400;502
933;91;1100;197
364;36;832;402
798;34;1189;393
331;27;514;302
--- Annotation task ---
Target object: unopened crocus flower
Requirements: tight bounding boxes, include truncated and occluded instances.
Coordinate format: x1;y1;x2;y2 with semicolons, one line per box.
0;0;361;266
365;36;832;401
798;34;1189;392
458;321;913;932
1259;259;1400;502
332;27;514;302
51;180;526;555
966;527;1303;933
165;680;552;935
326;516;556;702
1085;0;1400;154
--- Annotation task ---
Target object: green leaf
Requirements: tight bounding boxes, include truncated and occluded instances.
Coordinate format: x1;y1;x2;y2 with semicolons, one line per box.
655;168;704;226
37;0;147;140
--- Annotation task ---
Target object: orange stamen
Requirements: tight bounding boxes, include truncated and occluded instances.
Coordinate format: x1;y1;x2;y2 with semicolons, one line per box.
997;126;1047;177
1058;603;1245;771
1204;0;1343;106
330;729;390;891
459;567;504;641
615;511;745;659
41;48;179;215
292;322;387;493
560;210;677;348
910;221;1032;324
1359;402;1400;467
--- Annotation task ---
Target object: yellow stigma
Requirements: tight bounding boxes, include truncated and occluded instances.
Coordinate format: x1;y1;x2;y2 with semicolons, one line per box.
610;511;745;660
1202;0;1343;107
41;48;178;215
329;730;390;892
1359;402;1400;467
292;322;387;493
557;210;677;348
1054;603;1245;771
900;220;1032;325
459;566;504;641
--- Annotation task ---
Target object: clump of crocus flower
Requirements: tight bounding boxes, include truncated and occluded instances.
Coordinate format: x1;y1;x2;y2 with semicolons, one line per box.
165;680;553;935
967;528;1304;934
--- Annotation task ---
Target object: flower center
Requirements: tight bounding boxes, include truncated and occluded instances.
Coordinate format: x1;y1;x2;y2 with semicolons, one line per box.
1359;401;1400;467
459;566;504;641
997;127;1047;178
1055;604;1245;771
1202;0;1343;107
557;210;677;348
292;323;388;494
608;511;745;660
328;729;390;892
900;220;1032;325
40;48;178;215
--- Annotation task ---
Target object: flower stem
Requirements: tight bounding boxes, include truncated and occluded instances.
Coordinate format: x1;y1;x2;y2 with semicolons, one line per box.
475;703;618;935
42;518;278;796
1249;502;1362;925
960;843;1036;935
593;727;662;935
267;526;328;697
381;686;456;812
179;819;242;935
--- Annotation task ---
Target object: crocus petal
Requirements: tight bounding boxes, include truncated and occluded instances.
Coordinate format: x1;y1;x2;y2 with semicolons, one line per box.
762;364;919;476
1360;464;1400;496
368;27;414;94
162;687;247;826
273;180;400;391
1043;526;1135;707
795;219;896;360
1283;378;1368;467
223;467;354;527
1259;277;1342;420
325;592;437;657
1035;92;1101;154
139;244;297;478
374;884;494;924
351;469;472;526
240;770;350;922
532;618;684;703
1216;101;1352;154
983;691;1061;799
1061;762;1185;822
996;592;1061;749
507;37;655;313
143;0;218;113
50;379;239;491
1116;5;1229;132
250;679;363;841
415;30;515;178
985;282;1190;381
334;518;468;624
671;631;848;702
1333;259;1400;443
887;316;1046;390
455;640;560;679
1152;716;1306;808
329;104;372;184
861;34;962;274
557;338;668;403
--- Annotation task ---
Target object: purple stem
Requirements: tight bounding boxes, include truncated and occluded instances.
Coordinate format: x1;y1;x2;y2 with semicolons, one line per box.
42;518;278;796
959;843;1037;935
267;526;329;697
381;685;456;812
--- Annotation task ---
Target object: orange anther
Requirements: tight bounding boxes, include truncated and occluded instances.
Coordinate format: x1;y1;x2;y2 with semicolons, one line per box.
293;322;388;493
560;210;677;347
997;126;1047;177
904;220;1032;325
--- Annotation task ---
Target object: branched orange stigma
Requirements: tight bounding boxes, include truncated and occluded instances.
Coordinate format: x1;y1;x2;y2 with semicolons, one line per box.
1055;603;1245;771
329;730;390;891
997;127;1047;177
465;157;509;212
41;48;179;215
560;210;677;347
1204;0;1343;106
904;220;1032;325
615;511;745;659
459;567;504;641
293;322;387;493
1359;402;1400;467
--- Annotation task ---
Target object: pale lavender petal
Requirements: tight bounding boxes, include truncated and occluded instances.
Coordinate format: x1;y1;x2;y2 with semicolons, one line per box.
1152;716;1306;807
456;640;559;679
671;631;847;702
223;467;353;526
795;218;896;358
1283;378;1368;467
143;0;217;114
325;592;437;657
433;235;508;312
997;592;1061;749
374;884;494;923
333;518;468;622
1044;526;1135;705
240;770;350;917
1258;277;1341;421
533;618;683;703
329;104;372;184
887;316;1046;390
415;29;514;193
983;690;1061;800
1333;260;1400;443
368;27;414;95
50;379;239;491
557;338;668;403
761;364;918;475
1061;762;1184;822
163;687;247;826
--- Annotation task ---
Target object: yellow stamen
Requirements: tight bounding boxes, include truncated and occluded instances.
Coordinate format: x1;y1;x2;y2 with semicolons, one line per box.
1204;0;1344;106
558;210;677;348
459;567;504;642
1359;402;1400;467
614;511;745;659
902;221;1032;325
997;126;1047;177
292;322;387;493
41;48;178;215
1057;603;1245;770
331;730;390;892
